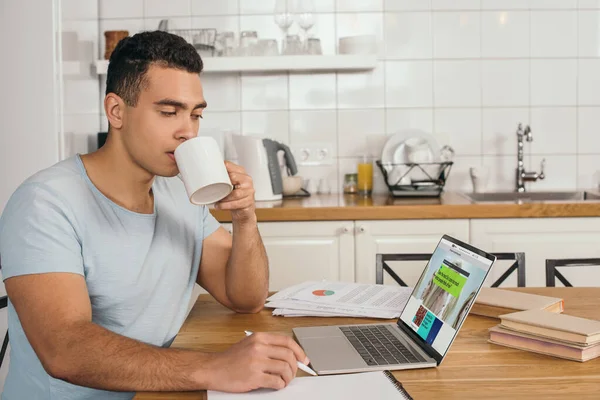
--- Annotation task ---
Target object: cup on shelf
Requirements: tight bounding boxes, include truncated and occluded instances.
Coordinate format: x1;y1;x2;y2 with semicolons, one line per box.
240;30;258;56
306;37;322;55
257;39;280;56
338;35;377;55
283;34;303;55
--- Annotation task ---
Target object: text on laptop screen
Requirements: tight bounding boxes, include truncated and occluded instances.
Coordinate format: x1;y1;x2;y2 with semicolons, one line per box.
399;238;494;356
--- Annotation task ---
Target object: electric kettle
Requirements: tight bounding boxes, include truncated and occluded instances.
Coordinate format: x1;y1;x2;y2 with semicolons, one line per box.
232;136;299;201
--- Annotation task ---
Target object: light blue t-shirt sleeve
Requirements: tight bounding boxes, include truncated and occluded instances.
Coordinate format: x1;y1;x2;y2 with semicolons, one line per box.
0;183;84;280
200;206;221;240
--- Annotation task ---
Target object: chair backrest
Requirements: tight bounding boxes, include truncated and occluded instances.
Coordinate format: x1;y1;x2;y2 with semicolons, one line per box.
376;252;526;287
546;258;600;287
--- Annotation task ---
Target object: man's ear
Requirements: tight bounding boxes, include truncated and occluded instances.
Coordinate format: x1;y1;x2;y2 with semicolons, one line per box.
104;93;125;130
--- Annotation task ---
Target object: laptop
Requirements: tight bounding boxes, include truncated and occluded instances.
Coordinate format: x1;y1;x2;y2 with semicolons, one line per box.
293;235;497;375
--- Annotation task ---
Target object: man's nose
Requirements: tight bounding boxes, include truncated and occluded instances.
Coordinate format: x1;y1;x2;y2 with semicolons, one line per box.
176;119;198;141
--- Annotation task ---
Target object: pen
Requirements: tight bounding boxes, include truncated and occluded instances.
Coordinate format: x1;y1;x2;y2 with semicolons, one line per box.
244;330;318;376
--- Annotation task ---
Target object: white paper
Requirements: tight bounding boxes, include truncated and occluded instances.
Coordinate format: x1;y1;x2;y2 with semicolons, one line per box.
266;281;412;319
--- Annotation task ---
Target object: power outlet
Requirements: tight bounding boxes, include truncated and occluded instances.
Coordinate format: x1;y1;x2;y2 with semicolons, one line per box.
291;143;334;166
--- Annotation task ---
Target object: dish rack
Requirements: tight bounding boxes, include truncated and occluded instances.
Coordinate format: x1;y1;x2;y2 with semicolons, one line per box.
376;160;453;198
168;28;217;57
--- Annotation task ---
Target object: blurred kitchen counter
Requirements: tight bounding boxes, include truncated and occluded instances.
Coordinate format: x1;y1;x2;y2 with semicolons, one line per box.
210;191;600;222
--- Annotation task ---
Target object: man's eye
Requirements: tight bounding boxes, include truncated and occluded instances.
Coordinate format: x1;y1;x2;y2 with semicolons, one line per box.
192;114;203;120
161;111;176;116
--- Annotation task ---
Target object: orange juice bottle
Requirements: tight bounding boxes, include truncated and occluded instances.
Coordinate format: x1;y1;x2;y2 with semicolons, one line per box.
357;155;373;196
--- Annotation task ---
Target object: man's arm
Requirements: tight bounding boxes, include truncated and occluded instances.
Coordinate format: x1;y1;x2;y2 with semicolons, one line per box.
5;272;305;393
197;162;269;313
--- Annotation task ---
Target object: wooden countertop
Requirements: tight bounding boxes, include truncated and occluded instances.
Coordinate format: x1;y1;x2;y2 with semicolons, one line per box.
135;287;600;399
210;191;600;222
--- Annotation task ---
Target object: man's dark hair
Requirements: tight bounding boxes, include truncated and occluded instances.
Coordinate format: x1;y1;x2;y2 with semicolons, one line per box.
105;31;203;106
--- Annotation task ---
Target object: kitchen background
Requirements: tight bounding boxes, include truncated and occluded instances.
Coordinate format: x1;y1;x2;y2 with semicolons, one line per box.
60;0;600;195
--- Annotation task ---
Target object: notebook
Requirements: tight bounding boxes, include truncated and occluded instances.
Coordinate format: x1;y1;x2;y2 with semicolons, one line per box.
207;371;413;400
488;325;600;362
499;309;600;345
470;288;564;318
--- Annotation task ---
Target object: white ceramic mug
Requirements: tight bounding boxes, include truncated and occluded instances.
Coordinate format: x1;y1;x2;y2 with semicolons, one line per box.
174;136;233;205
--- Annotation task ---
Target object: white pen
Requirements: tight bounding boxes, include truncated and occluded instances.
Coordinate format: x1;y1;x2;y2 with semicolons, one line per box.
244;330;318;376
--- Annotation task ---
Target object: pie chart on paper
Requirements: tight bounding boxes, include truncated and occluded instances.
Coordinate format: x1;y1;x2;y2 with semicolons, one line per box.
312;290;335;297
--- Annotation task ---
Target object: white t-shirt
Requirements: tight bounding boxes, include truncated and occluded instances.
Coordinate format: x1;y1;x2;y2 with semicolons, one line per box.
0;155;220;399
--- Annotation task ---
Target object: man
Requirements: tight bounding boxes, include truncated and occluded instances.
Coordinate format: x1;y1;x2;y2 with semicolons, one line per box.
0;31;307;399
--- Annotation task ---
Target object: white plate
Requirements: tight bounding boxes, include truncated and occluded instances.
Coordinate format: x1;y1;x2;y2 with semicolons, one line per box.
380;130;442;185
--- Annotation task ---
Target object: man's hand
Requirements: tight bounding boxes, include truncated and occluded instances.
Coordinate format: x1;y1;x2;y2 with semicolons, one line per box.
204;332;309;393
215;161;256;223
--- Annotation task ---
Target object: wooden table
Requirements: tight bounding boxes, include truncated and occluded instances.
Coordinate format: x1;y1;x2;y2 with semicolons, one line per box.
135;288;600;399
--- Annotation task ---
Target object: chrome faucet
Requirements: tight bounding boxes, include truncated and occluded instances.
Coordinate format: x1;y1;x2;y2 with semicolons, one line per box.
516;123;545;192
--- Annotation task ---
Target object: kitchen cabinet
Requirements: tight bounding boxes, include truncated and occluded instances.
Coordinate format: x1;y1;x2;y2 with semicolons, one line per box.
222;221;355;291
470;218;600;287
354;220;470;287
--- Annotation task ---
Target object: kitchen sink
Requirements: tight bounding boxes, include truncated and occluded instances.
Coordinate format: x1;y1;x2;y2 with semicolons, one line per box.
462;191;600;203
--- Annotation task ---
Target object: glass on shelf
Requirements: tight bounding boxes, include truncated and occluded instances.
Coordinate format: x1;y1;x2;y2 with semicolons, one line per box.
296;0;315;51
239;30;258;56
306;37;322;55
274;0;295;53
282;34;303;55
257;39;280;56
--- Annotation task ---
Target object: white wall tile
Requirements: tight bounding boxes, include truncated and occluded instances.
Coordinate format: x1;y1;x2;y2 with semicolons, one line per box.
434;61;481;107
62;0;98;20
481;11;529;58
384;12;433;59
446;156;482;192
580;0;600;8
144;0;190;18
100;0;143;19
336;13;385;55
530;108;577;155
481;0;528;10
385;61;433;107
64;114;101;134
579;11;600;57
64;80;100;114
98;19;145;59
385;0;431;11
527;155;577;191
337;64;385;109
530;0;577;9
386;109;434;134
531;11;577;57
241;73;289;110
338;109;386;157
482;108;529;156
434;109;482;156
530;59;577;106
191;0;239;15
241;111;289;143
201;73;241;111
433;12;481;58
200;111;242;134
62;20;100;64
482;60;529;107
145;17;191;31
577;155;600;189
289;73;337;109
336;0;384;12
482;155;518;191
431;0;481;10
579;60;600;105
578;107;600;153
289;110;338;156
240;0;336;14
192;16;239;34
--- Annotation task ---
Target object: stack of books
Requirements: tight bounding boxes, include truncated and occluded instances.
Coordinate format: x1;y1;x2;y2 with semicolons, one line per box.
489;309;600;362
471;288;564;318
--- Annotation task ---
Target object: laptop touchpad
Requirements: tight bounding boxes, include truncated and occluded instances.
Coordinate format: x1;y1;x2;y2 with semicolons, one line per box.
302;337;366;371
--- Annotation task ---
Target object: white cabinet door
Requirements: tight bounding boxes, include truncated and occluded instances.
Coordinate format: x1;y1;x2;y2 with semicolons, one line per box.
223;221;355;291
354;220;470;286
470;218;600;287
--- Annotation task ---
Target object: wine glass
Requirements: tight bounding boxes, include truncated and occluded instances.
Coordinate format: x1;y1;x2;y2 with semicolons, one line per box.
296;0;315;52
274;0;295;53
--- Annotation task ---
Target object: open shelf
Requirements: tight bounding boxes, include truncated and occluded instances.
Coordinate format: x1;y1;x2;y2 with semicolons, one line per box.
94;54;377;75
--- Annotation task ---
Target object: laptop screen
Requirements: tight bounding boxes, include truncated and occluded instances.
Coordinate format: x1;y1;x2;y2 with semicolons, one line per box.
398;236;494;360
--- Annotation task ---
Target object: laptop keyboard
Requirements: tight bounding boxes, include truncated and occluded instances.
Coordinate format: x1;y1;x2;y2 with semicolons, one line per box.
340;325;426;366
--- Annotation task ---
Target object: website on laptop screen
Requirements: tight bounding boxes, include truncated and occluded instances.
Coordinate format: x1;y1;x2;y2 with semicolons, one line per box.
399;238;494;356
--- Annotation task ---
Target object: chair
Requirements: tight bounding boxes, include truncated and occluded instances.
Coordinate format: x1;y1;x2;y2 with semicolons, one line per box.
545;258;600;287
0;294;7;369
376;252;526;287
